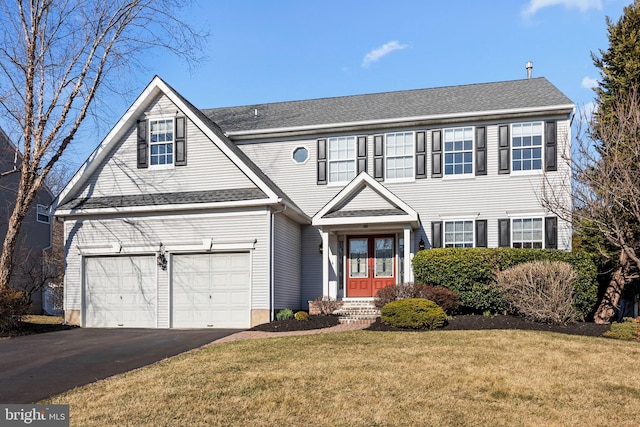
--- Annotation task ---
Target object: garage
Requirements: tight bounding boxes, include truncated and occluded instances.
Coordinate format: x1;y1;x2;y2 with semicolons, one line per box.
84;256;157;328
172;252;251;328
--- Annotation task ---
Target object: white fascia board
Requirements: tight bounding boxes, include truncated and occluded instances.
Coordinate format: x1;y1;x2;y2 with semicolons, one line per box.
226;104;576;138
313;215;419;228
55;197;277;217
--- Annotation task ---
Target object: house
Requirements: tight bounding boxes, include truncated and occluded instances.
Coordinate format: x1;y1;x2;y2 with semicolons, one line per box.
53;75;574;328
0;128;54;313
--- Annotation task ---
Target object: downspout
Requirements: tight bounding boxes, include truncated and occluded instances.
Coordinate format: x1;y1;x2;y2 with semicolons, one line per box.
270;205;286;321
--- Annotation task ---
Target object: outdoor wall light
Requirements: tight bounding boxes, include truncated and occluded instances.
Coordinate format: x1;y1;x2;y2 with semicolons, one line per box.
418;238;425;251
157;243;167;270
319;242;323;254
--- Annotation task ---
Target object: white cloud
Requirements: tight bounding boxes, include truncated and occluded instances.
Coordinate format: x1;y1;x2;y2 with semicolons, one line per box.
581;76;599;89
522;0;602;17
361;41;408;68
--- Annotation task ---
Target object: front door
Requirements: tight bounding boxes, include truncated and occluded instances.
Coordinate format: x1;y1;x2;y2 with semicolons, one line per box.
347;235;395;297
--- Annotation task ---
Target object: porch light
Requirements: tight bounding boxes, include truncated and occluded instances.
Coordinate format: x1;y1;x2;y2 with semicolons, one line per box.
319;242;323;254
157;243;167;270
418;238;425;251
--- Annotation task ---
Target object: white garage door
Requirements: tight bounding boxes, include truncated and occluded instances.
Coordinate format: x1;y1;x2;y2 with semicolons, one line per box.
172;252;251;328
84;256;157;328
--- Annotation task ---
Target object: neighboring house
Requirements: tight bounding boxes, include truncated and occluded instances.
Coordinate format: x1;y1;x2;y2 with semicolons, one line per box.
0;128;54;313
53;75;574;328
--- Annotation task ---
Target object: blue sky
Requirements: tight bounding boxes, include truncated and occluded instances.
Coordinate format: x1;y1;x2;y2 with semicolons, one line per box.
67;0;631;169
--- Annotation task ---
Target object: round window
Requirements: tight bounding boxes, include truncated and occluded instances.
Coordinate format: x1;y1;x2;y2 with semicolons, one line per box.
292;147;309;163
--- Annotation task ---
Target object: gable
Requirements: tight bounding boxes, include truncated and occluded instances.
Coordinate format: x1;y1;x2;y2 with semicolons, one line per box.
313;172;419;227
72;93;256;202
55;77;308;221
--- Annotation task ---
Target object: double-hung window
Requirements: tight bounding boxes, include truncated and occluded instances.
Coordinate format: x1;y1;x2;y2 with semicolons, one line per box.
36;204;50;224
385;132;414;180
512;218;543;248
444;220;474;247
328;136;356;184
149;118;174;166
512;122;543;172
444;127;473;176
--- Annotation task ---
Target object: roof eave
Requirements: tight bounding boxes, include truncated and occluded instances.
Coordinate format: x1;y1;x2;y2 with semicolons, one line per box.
225;104;576;140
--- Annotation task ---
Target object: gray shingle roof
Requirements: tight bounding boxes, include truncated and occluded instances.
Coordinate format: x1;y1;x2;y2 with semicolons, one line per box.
58;188;267;210
202;78;573;134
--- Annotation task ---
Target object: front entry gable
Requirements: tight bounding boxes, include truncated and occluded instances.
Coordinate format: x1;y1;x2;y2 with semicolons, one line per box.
312;172;419;228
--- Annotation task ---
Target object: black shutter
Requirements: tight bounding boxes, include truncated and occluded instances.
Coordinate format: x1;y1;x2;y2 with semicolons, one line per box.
317;139;327;185
373;134;384;181
357;136;367;174
432;221;443;248
475;126;486;176
545;216;558;249
545;121;557;172
416;131;427;179
431;130;442;178
137;119;148;169
175;116;187;166
498;218;511;247
476;219;487;248
498;125;510;174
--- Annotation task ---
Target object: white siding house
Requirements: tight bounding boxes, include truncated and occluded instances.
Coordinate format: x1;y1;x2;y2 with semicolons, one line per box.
54;76;573;328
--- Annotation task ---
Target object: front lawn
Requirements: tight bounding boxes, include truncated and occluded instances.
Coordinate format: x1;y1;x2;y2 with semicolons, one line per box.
45;330;640;426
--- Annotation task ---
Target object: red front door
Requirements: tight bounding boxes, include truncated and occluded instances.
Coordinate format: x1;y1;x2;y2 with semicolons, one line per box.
347;235;395;297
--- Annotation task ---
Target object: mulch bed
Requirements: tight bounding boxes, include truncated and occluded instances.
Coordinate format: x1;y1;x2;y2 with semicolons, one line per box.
251;314;611;337
1;321;77;338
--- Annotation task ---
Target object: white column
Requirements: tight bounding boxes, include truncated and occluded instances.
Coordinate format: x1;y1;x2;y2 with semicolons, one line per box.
403;226;412;283
321;229;330;298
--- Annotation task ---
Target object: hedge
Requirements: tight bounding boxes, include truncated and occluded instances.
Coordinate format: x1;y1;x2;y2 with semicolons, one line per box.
412;248;598;318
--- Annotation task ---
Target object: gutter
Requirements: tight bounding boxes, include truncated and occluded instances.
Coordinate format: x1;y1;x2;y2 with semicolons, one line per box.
225;104;576;140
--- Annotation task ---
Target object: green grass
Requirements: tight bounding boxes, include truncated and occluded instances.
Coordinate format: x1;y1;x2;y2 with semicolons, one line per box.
45;330;640;426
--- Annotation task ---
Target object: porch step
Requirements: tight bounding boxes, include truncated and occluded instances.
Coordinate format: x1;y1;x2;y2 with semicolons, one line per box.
334;299;380;324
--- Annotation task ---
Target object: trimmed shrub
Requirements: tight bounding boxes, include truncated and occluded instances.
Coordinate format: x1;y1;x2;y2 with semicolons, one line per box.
374;283;459;315
276;308;294;321
604;317;640;341
294;311;309;321
309;296;342;315
412;248;598;318
380;298;447;329
497;260;578;324
0;288;30;333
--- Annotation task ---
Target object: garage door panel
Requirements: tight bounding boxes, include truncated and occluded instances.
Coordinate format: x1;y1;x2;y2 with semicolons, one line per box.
172;252;250;328
85;256;157;328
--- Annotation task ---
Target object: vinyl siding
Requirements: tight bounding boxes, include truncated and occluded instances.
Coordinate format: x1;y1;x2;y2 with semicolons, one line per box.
301;225;323;304
63;209;270;317
239;116;572;251
273;213;302;309
338;185;395;211
77;93;256;200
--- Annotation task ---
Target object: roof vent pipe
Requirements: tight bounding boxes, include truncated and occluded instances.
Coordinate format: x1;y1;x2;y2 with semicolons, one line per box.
526;61;533;79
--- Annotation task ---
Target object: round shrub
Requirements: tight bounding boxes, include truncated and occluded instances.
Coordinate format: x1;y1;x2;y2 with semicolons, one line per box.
294;311;309;321
374;283;459;314
380;298;447;329
276;308;294;321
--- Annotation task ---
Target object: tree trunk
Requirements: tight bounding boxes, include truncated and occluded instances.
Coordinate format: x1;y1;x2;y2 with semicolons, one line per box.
593;250;632;324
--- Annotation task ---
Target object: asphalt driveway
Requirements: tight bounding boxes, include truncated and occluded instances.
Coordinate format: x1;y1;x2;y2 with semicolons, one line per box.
0;328;241;403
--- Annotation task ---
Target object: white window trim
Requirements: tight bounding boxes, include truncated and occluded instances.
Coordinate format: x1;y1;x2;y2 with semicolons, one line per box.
148;116;176;170
327;136;357;185
510;121;544;176
442;218;475;248
510;216;545;249
384;131;416;183
291;146;310;164
36;204;50;224
442;126;475;179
